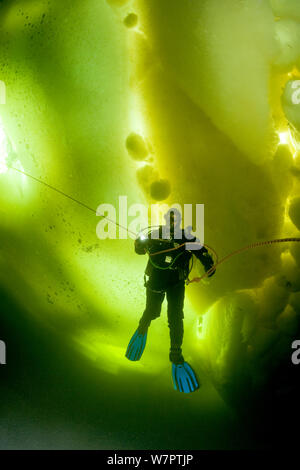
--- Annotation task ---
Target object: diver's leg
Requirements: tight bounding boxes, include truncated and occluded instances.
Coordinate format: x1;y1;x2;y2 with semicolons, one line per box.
166;281;185;364
126;286;165;361
166;282;200;392
138;287;165;334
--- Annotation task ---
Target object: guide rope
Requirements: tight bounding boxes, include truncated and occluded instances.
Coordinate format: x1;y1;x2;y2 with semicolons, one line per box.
10;166;300;285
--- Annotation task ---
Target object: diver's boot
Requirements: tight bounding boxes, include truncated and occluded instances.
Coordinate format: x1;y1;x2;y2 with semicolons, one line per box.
171;361;200;394
125;328;148;361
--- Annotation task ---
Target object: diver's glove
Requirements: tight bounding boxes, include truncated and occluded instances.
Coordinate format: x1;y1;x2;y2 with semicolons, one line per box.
197;248;216;277
203;254;216;278
206;265;216;278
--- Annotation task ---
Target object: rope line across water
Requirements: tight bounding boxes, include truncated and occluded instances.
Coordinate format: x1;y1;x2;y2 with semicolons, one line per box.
10;167;300;286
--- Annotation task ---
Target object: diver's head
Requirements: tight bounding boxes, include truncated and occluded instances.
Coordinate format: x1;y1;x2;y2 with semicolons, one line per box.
164;207;182;231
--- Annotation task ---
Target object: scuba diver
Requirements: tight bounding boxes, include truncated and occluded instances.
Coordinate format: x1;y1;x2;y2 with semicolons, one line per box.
125;208;216;393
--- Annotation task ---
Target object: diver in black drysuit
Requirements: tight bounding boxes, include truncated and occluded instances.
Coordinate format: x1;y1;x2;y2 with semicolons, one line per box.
134;208;215;365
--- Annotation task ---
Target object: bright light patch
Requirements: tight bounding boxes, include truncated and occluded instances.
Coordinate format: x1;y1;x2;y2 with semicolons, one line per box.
136;161;148;169
129;93;147;139
288;128;300;158
13;160;27;184
0;160;7;174
278;129;298;158
279;131;289;145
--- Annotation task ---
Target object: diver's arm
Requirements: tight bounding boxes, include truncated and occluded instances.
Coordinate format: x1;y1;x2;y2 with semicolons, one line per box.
182;229;215;277
193;245;216;278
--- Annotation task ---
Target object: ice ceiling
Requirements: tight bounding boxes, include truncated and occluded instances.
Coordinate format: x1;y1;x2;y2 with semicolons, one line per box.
0;0;300;406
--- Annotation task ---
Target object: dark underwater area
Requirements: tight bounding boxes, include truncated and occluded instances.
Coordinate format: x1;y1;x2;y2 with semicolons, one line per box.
1;284;299;450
